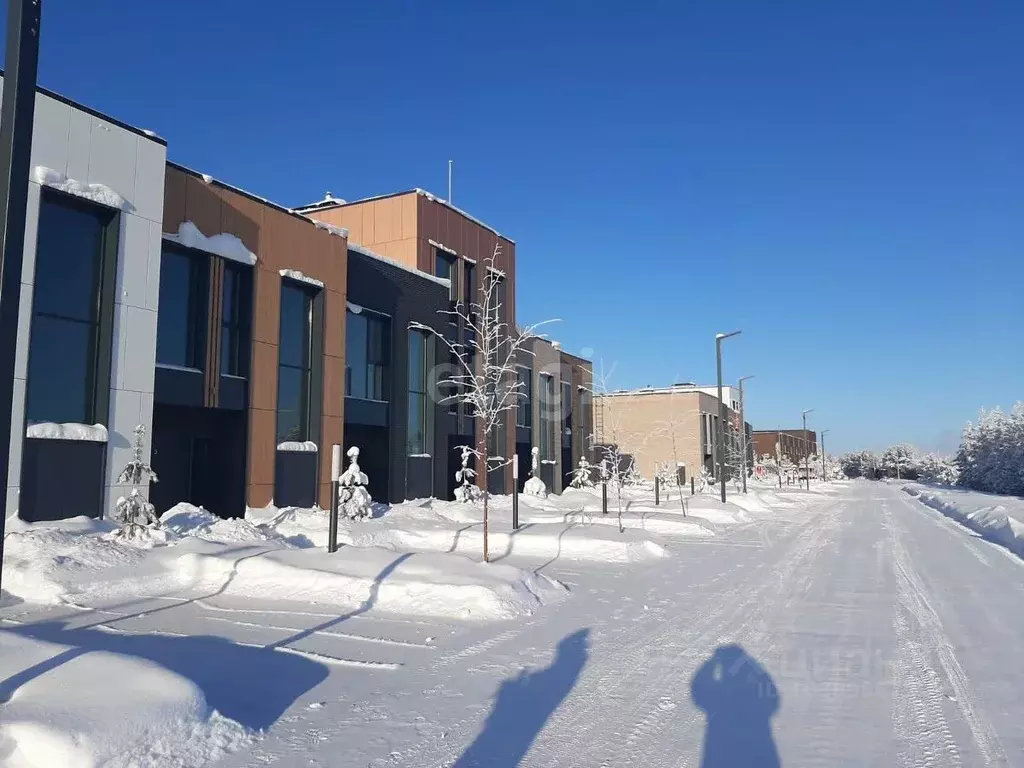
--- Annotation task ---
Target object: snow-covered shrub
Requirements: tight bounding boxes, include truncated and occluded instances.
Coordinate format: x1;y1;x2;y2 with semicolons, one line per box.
339;446;372;520
112;425;160;542
454;445;483;503
570;457;596;489
840;450;879;479
957;404;1024;495
917;453;960;486
523;446;548;498
879;444;919;479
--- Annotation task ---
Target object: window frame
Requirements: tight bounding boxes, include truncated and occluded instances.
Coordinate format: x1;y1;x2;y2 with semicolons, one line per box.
406;328;435;456
345;307;391;402
516;365;532;429
156;242;210;373
275;279;317;444
25;189;119;427
220;260;253;379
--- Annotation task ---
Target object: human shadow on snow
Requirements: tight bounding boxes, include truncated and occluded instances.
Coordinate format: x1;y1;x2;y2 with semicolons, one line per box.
454;628;590;767
691;643;782;767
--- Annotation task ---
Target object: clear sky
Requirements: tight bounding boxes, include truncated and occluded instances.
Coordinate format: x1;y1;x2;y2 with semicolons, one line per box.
14;1;1023;454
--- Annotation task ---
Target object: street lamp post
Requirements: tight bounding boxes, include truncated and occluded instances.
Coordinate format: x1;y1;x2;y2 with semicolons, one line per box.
820;428;830;482
716;330;741;503
737;375;755;494
0;0;42;599
801;408;814;490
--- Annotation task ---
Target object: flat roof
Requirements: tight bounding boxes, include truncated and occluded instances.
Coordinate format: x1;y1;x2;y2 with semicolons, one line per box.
295;187;515;244
594;384;720;398
0;71;167;146
347;240;450;288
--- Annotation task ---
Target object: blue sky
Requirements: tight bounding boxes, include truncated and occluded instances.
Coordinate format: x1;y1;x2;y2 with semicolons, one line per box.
18;1;1024;453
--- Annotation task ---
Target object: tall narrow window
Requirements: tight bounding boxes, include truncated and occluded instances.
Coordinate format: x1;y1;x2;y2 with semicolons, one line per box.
276;282;314;442
464;261;476;311
538;374;555;460
516;366;532;428
220;262;252;377
562;381;573;434
345;309;390;401
407;329;433;455
435;249;455;302
26;192;117;425
156;246;208;371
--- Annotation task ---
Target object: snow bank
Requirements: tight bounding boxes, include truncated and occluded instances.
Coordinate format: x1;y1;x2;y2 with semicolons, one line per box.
352;523;671;564
32;166;131;211
172;542;564;621
278;269;324;289
2;517;156;605
903;484;1024;558
161;503;270;544
25;422;108;442
164;222;257;266
0;632;252;768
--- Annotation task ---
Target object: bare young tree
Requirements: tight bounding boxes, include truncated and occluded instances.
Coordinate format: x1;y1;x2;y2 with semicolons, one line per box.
411;243;554;562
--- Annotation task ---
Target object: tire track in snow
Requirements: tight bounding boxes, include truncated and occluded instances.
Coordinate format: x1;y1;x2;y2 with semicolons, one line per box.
886;498;1005;766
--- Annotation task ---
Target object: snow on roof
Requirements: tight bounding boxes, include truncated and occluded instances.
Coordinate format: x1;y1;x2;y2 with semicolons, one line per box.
346;241;450;288
33;166;131;211
311;219;349;238
164;222;257;266
595;384;722;399
294;188;516;244
168;162;315;225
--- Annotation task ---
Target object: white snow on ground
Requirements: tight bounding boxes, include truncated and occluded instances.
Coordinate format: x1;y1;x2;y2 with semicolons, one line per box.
903;482;1024;558
164;222;257;266
24;422;108;442
0;631;252;768
31;166;131;211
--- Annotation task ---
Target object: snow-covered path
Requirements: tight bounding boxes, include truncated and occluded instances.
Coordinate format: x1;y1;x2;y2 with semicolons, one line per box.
5;481;1024;766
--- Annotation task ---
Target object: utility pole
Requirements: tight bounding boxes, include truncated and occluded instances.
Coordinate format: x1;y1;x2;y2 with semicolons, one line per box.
0;0;42;598
801;408;814;491
448;159;453;204
737;375;755;494
715;330;741;503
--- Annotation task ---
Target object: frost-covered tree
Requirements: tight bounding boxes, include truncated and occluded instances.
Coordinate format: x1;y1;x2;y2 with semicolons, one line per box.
880;444;919;480
339;446;372;520
411;244;555;562
112;425;160;541
524;446;549;498
918;453;960;486
569;457;596;489
454;445;483;503
840;450;879;479
956;403;1024;495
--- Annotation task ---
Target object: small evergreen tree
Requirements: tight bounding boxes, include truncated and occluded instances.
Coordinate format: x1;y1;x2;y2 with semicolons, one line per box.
339;446;373;520
454;445;483;503
569;456;596;489
113;425;160;541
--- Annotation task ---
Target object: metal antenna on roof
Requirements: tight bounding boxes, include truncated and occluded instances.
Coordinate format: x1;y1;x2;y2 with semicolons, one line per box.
448;159;453;204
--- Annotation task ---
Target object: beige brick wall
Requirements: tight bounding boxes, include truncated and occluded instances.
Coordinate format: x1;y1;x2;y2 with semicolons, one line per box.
593;390;725;481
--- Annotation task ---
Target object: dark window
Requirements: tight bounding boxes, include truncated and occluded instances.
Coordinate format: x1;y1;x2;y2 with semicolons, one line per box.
562;381;572;432
156;247;208;370
26;193;117;425
446;350;460;415
539;374;555;460
435;249;455;301
345;309;390;401
464;261;476;310
220;262;252;377
516;366;532;428
407;329;433;455
580;389;592;446
276;282;314;443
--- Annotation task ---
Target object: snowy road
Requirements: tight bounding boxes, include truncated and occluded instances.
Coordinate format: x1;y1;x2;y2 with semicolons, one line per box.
6;481;1024;766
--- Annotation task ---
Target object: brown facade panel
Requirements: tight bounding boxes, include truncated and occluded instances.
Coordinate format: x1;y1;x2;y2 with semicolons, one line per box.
163;164;348;511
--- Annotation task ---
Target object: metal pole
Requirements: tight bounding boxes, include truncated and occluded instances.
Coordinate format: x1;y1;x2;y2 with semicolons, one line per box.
654;475;660;506
328;445;341;553
512;453;519;530
691;476;695;496
802;412;810;490
601;459;608;515
448;159;453;204
0;0;42;597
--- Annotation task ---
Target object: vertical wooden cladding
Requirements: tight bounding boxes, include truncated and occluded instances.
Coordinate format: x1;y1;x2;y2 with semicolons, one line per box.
162;164;348;509
307;194;419;271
